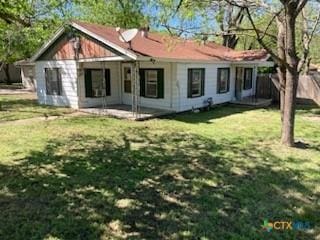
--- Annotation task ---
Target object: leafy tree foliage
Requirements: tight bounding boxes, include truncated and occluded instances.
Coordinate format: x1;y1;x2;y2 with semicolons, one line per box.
75;0;147;28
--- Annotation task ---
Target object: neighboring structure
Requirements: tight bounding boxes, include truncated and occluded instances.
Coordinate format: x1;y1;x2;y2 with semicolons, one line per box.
15;59;36;90
296;74;320;105
0;63;22;84
30;21;273;113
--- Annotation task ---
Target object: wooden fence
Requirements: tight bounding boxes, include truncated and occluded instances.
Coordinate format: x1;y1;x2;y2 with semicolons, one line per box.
255;73;320;105
297;74;320;105
256;74;279;101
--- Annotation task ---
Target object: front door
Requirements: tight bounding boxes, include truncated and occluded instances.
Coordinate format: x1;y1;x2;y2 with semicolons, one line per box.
121;63;133;105
235;67;243;100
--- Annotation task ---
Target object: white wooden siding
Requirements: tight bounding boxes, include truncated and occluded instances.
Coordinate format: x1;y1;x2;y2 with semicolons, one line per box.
35;59;259;112
119;61;176;111
35;60;79;108
176;63;236;112
175;63;260;112
78;62;121;108
139;61;176;110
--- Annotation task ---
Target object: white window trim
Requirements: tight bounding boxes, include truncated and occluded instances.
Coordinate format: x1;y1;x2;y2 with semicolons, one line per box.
190;69;203;98
145;70;158;98
192;70;202;97
243;68;253;90
123;66;132;93
91;69;105;97
218;68;229;94
45;68;62;96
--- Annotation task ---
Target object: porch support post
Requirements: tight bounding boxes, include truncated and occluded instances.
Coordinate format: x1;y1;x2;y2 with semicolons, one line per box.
132;61;140;118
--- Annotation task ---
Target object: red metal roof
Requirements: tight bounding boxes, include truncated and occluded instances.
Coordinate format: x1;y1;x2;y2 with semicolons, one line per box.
73;21;268;62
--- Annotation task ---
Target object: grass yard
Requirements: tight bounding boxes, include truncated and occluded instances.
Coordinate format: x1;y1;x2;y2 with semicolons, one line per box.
0;94;319;240
0;94;74;122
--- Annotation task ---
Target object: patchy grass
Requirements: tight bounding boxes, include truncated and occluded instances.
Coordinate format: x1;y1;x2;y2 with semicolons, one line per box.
0;96;319;240
0;94;74;122
0;83;24;89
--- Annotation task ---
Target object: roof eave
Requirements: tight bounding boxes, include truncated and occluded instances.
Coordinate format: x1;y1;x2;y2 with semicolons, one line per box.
30;22;138;62
71;22;137;60
137;56;274;65
30;26;65;62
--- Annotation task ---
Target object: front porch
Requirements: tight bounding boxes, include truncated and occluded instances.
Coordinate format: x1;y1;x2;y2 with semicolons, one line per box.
80;104;174;120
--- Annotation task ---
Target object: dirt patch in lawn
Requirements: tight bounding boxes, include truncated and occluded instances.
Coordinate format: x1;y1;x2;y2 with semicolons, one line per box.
0;111;88;125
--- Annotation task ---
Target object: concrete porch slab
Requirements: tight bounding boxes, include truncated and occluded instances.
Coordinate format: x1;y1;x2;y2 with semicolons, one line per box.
80;104;174;120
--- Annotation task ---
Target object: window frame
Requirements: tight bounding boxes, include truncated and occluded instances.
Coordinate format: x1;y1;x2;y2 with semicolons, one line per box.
90;69;105;97
188;68;205;98
144;69;158;98
45;68;62;96
123;66;132;93
217;68;230;94
84;68;111;98
243;68;253;90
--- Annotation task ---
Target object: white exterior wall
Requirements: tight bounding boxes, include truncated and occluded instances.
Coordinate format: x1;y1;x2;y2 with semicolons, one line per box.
35;60;79;108
34;59;260;112
175;62;260;112
120;61;177;111
78;62;121;108
176;63;236;112
139;61;176;110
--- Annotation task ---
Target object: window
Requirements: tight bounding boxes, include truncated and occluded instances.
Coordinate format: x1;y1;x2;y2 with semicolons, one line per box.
188;68;205;98
145;70;158;98
45;68;62;95
84;69;110;97
139;69;164;98
124;67;131;93
217;68;230;93
243;68;253;90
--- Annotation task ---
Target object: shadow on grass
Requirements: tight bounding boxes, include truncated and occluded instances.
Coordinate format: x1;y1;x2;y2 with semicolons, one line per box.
0;97;72;121
165;104;257;124
0;129;318;239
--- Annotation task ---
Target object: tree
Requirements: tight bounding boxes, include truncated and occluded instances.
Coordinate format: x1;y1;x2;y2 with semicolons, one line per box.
0;0;75;83
234;0;320;146
74;0;147;28
163;0;320;146
215;3;245;48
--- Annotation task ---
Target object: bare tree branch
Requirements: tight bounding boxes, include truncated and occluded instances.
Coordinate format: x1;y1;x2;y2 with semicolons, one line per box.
245;7;288;67
296;0;309;17
298;7;320;72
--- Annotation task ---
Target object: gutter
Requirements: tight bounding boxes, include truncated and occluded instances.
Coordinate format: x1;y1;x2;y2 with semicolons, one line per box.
136;56;274;65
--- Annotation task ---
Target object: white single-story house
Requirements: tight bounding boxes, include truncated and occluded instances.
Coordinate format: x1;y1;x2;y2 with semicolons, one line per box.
30;20;273;116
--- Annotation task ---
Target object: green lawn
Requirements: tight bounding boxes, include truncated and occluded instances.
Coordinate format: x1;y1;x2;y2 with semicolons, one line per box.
0;94;74;122
0;95;319;240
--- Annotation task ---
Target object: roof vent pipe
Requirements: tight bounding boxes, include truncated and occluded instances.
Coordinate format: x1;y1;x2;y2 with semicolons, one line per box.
140;26;149;38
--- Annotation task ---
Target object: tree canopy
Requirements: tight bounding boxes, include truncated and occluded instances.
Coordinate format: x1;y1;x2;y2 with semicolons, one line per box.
1;0;320;65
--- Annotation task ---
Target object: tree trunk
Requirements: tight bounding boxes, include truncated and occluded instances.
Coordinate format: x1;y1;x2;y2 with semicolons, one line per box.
281;6;299;146
282;69;298;146
221;6;245;49
4;63;11;85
